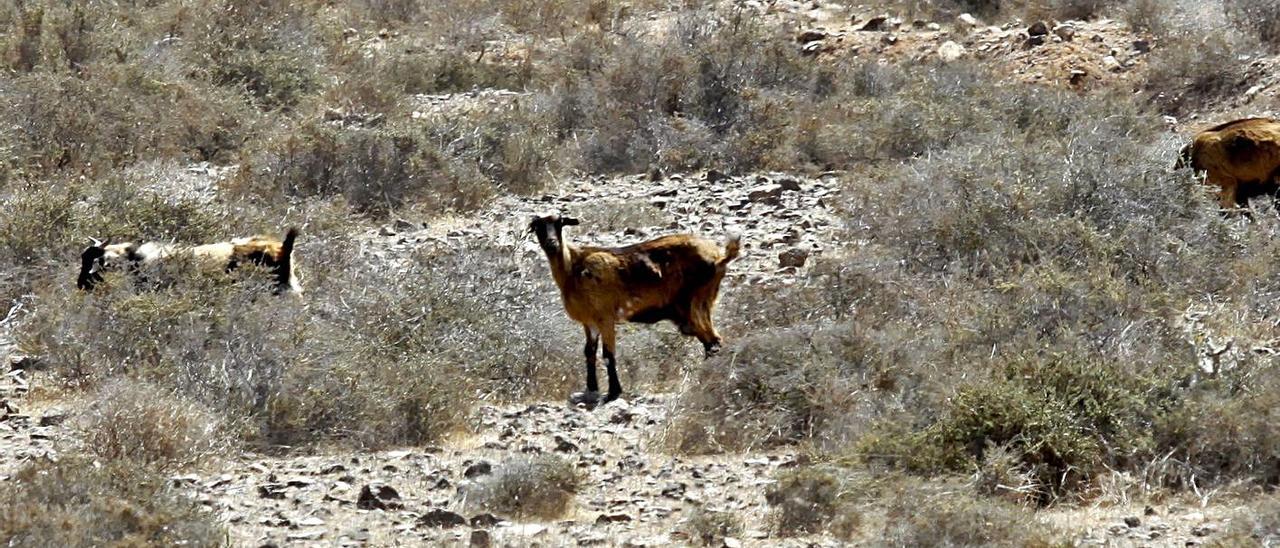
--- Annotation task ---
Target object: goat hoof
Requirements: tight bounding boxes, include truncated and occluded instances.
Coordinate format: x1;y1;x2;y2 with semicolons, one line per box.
569;391;601;405
603;391;621;404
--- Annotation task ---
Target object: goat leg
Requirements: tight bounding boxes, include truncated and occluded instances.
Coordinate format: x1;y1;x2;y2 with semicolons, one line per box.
601;325;622;402
571;326;602;405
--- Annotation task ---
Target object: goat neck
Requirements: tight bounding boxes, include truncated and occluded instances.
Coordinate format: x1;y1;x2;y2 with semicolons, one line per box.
533;223;577;290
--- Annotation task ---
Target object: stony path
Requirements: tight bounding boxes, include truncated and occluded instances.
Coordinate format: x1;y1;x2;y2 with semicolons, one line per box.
172;395;803;547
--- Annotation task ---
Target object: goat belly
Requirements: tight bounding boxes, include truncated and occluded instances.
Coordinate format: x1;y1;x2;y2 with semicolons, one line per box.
627;305;672;324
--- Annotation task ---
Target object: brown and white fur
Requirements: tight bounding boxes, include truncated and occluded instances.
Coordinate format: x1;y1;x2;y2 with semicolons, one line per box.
78;228;301;296
529;215;740;405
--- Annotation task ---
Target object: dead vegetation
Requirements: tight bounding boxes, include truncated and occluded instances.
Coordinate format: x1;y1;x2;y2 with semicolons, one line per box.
0;0;1279;545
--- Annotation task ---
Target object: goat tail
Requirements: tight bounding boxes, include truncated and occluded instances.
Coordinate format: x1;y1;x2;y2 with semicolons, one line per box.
718;231;742;266
275;227;300;294
280;227;299;263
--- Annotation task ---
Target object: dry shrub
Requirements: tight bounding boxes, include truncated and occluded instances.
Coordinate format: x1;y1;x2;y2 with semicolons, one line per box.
878;489;1066;547
765;466;861;538
1224;0;1280;48
685;506;744;546
463;454;582;519
0;456;225;547
1215;494;1280;546
79;379;230;471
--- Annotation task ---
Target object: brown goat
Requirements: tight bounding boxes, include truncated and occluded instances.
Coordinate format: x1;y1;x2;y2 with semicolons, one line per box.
1177;117;1280;208
78;228;301;295
529;215;740;405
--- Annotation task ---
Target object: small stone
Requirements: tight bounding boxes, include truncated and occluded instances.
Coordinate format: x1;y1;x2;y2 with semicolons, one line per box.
287;530;325;541
722;538;743;548
1124;516;1141;527
378;226;396;237
1027;21;1048;37
1025;34;1045;48
419;508;467;528
705;169;729;184
393;219;417;232
470;530;492;548
464;461;492;478
938;41;966;62
796;29;827;43
356;483;402;510
1102;55;1122;72
38;410;66;427
1069;69;1088;86
578;534;608;546
859;15;890;32
596;513;633;524
1053;24;1076;41
881;33;898;45
1133;39;1151;53
778;248;810;268
1145;506;1158;516
471;513;503;527
1192;525;1216;537
926;22;941;31
957;13;981;28
554;436;579;453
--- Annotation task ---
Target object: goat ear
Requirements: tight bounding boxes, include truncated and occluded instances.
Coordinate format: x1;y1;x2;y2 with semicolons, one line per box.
560;217;580;227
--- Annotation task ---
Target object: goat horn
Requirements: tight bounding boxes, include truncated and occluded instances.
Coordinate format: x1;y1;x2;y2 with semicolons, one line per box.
87;237;103;247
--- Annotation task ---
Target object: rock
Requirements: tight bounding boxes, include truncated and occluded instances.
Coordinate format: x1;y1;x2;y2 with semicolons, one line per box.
1069;69;1088;86
1027;21;1048;37
881;33;898;45
926;22;941;31
287;530;325;541
778;248;810;268
1053;23;1075;41
1124;516;1141;527
554;435;579;453
419;508;467;528
795;29;827;43
596;513;633;524
1246;84;1263;98
470;530;492;548
859;15;890;32
379;226;396;237
298;516;326;527
356;483;402;510
393;218;417;232
777;178;802;192
1144;505;1158;516
578;534;608;546
1102;55;1122;72
37;410;66;427
471;513;503;527
938;41;966;62
704;169;730;184
957;13;981;29
722;538;743;548
463;461;492;478
1192;525;1217;537
747;185;784;204
1133;39;1151;53
1025;34;1045;48
257;483;287;500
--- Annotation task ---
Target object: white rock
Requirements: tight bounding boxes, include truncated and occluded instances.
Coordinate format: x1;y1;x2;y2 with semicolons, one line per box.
938;41;966;62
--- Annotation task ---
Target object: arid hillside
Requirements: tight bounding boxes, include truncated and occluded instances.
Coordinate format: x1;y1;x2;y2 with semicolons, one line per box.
3;0;1280;546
